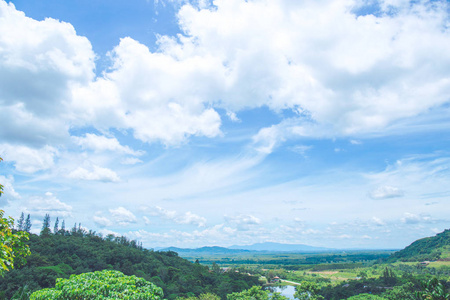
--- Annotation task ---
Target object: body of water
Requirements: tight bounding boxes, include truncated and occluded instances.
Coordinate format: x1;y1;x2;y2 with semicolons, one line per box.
270;285;296;299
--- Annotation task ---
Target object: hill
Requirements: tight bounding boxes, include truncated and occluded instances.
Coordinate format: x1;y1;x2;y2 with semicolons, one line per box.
0;231;259;300
388;229;450;262
229;242;332;252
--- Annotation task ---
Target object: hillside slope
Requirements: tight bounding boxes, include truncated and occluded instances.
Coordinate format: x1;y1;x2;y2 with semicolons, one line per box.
388;229;450;262
0;231;259;300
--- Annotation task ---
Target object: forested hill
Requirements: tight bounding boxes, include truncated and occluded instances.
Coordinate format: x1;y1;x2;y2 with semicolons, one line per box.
388;229;450;262
0;231;259;300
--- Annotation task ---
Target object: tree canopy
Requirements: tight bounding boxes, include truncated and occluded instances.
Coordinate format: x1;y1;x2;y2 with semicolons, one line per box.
30;270;164;300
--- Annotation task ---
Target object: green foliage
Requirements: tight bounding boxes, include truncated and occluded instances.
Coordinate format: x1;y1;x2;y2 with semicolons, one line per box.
227;286;289;300
382;282;416;300
0;232;260;299
177;292;221;300
414;278;450;300
346;294;386;299
29;270;164;300
389;230;450;262
0;210;31;276
294;281;324;300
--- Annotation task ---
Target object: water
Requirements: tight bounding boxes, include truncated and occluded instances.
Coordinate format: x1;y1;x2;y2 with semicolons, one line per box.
269;285;296;299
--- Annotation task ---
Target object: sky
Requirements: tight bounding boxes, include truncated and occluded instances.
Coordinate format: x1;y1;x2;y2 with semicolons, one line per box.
1;0;450;249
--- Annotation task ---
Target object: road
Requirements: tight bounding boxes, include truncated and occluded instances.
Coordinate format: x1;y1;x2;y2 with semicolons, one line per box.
280;279;301;285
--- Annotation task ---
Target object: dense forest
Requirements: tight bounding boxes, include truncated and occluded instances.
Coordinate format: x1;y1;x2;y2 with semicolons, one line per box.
388;229;450;262
0;227;259;300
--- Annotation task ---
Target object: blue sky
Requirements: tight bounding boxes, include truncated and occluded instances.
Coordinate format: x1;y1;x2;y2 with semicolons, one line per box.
1;0;450;249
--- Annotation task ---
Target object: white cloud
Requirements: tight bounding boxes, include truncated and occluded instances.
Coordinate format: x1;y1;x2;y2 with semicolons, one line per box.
372;217;386;226
121;157;143;165
224;214;261;230
0;144;58;173
68;165;120;182
143;216;151;225
24;192;72;217
226;111;240;122
176;211;207;227
401;212;433;224
0;1;94;146
0;175;20;203
72;37;222;146
290;145;312;156
109;207;137;226
93;216;113;227
73;133;144;156
369;185;404;199
151;206;206;227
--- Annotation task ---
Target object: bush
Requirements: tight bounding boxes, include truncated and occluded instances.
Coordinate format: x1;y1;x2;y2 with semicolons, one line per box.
30;270;164;300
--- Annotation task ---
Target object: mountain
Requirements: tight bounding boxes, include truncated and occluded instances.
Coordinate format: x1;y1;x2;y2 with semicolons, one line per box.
388;229;450;262
161;246;251;254
228;242;332;252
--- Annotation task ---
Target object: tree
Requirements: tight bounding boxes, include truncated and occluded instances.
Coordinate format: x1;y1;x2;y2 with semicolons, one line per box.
17;212;24;231
0;210;31;276
53;217;59;234
227;286;289;300
294;281;324;300
61;219;65;232
415;278;450;300
24;214;31;232
41;214;51;235
346;294;386;300
0;156;31;276
29;270;164;300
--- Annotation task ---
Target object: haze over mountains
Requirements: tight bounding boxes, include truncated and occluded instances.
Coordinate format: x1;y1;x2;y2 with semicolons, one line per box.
160;242;333;253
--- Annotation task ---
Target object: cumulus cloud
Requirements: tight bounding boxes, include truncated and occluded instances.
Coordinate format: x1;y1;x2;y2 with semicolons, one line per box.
369;185;404;199
72;37;222;146
93;216;113;227
0;144;58;173
68;165;120;182
224;214;261;230
151;206;207;227
0;1;95;147
109;207;137;226
401;212;433;224
24;192;72;217
0;175;20;203
73;134;144;156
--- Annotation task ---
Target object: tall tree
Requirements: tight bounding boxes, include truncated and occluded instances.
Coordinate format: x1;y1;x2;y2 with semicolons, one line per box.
24;214;32;232
53;217;59;234
61;220;65;232
17;212;25;231
41;214;51;235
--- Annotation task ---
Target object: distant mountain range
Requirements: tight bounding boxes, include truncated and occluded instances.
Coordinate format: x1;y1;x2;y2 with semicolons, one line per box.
160;246;252;254
159;242;333;253
228;242;331;252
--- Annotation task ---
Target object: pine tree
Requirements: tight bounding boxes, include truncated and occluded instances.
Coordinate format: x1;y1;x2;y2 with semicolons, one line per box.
61;220;65;232
54;217;59;234
17;212;24;231
25;214;31;232
41;214;51;235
